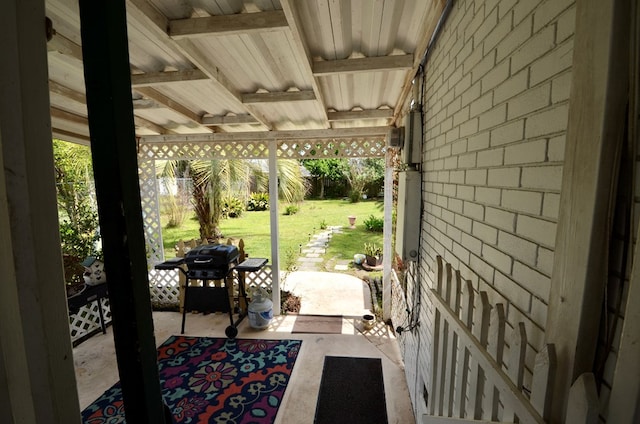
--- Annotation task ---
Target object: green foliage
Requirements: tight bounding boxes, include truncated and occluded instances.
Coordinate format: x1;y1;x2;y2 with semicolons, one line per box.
283;247;298;271
162;199;384;262
53;139;101;283
254;160;308;203
319;219;328;230
247;192;269;211
324;222;384;264
283;204;299;215
301;158;349;181
157;161;191;228
222;196;244;218
348;189;362;203
301;158;349;199
346;158;385;201
363;242;382;257
363;215;384;232
59;202;101;260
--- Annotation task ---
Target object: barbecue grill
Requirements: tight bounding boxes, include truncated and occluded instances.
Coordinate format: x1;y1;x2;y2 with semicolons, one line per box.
155;244;267;338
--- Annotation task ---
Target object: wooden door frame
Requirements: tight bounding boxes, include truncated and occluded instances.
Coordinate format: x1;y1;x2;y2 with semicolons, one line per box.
545;0;632;421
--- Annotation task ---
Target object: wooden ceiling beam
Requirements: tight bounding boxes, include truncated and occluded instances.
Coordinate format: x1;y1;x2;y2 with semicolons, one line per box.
49;80;86;104
281;0;329;126
52;128;91;145
313;54;414;76
133;116;168;135
242;91;316;104
201;114;259;126
47;32;83;61
327;109;394;121
131;69;209;87
126;0;273;130
50;107;88;126
169;10;288;39
132;98;162;109
134;87;210;130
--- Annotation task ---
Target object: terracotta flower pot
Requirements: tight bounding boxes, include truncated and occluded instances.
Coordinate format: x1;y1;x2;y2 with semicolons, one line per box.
348;215;356;228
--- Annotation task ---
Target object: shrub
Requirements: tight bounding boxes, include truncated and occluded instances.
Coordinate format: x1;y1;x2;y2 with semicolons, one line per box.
364;242;382;257
247;192;269;211
283;204;299;215
221;196;244;218
319;219;328;230
348;189;362;203
363;214;384;232
283;247;298;271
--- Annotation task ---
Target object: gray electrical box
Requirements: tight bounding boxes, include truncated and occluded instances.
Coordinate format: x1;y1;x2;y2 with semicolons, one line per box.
401;109;423;164
395;170;421;261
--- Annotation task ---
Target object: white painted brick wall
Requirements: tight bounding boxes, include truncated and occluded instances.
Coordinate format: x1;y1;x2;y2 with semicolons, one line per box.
408;0;576;412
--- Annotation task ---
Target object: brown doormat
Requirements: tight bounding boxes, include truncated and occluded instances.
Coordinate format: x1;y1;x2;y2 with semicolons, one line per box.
292;314;343;334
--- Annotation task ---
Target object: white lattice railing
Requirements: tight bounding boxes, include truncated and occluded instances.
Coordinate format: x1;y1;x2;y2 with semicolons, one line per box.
69;298;111;345
148;268;181;308
148;265;273;308
70;265;273;344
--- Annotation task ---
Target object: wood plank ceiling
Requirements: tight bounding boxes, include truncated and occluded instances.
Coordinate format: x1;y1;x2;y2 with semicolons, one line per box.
45;0;445;145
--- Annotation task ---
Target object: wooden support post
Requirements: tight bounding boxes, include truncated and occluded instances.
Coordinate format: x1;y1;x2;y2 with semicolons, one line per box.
0;0;80;421
268;139;281;315
545;0;631;421
78;0;167;422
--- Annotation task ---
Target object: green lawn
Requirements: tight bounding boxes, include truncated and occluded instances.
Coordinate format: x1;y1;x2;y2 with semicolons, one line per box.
161;199;385;267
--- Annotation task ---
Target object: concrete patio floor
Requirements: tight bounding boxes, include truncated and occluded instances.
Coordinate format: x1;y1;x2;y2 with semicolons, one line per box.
73;272;415;423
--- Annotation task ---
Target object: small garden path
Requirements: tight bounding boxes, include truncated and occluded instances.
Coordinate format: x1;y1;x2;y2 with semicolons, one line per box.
295;226;351;272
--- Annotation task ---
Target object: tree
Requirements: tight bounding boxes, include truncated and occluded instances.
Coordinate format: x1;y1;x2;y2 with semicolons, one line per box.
160;158;308;241
254;159;308;203
301;158;349;198
53;139;101;283
189;159;252;240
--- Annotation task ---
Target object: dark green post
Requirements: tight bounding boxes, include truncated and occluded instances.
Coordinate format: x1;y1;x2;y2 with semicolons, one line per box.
78;0;167;422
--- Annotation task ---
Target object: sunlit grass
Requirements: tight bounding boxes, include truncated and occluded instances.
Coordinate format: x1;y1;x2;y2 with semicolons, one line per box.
161;199;385;265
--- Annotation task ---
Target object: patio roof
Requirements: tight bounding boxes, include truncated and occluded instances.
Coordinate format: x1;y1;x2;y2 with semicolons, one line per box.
46;0;446;145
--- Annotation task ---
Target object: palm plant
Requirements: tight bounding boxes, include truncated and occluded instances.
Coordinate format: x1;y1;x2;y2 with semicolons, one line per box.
254;159;308;203
158;158;307;241
189;159;252;240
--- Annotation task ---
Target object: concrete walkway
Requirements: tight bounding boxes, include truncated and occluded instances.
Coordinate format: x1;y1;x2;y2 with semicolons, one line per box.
288;226;375;317
282;270;373;316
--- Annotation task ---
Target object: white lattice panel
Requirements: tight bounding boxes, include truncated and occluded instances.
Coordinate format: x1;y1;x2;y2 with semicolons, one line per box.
278;138;386;158
148;268;181;306
139;141;271;160
146;266;273;307
139;137;385;161
69;298;111;343
390;270;408;330
244;265;273;291
139;157;164;265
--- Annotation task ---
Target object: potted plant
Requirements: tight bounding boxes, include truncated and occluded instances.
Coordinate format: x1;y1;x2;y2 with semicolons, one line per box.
363;242;382;266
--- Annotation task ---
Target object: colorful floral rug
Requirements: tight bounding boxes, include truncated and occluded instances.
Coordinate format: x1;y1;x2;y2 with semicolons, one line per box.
81;336;302;423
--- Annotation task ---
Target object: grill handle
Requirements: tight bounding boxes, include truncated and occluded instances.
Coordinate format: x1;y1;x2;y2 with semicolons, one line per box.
193;258;213;264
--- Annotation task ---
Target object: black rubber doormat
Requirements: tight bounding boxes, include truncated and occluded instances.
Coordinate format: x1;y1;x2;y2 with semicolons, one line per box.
314;356;388;424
